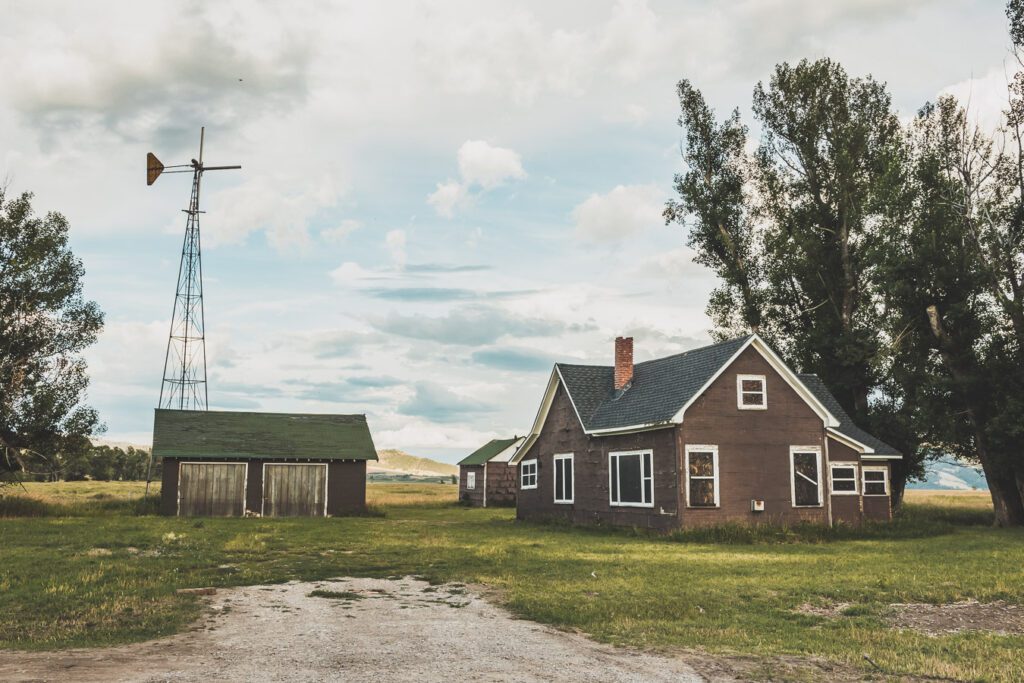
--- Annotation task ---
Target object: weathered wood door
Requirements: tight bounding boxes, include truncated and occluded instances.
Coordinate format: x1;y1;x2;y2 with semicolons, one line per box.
262;463;328;517
178;462;247;516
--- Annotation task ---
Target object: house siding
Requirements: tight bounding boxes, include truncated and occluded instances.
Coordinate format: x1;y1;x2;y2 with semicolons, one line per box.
828;437;863;526
485;462;517;506
459;465;485;506
677;346;829;527
516;383;679;531
862;462;893;522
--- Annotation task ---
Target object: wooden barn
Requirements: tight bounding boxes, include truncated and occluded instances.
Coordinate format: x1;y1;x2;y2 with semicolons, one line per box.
154;409;377;517
458;436;524;507
511;335;901;530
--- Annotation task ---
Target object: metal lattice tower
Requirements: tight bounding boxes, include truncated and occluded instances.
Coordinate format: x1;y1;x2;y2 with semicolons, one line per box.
159;168;208;410
147;128;240;411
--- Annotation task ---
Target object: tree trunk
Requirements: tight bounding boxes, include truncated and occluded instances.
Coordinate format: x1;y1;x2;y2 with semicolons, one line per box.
926;304;1024;525
980;456;1024;527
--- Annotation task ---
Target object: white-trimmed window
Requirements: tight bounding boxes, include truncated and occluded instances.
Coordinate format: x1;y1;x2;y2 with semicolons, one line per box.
466;471;476;490
553;453;574;504
737;374;767;409
790;447;823;507
609;450;654;507
829;463;858;494
520;459;538;489
863;467;889;496
685;445;719;507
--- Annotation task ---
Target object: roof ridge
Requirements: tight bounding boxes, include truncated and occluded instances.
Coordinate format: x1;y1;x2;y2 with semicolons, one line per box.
555;335;754;371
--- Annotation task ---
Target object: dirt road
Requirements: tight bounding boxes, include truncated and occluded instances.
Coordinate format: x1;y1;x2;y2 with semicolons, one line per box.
0;577;711;682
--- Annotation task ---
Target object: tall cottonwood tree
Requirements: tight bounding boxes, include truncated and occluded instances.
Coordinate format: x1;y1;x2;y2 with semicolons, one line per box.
883;97;1024;525
667;59;923;505
0;190;104;483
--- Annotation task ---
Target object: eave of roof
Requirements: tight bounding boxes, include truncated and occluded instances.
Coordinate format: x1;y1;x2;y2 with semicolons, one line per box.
799;374;902;459
459;437;521;465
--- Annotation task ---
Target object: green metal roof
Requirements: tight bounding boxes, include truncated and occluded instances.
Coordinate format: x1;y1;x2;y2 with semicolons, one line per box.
152;409;378;461
458;437;519;466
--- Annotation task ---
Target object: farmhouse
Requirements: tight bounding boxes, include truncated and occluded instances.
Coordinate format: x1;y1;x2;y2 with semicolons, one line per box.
154;409;377;517
511;335;901;529
458;437;524;507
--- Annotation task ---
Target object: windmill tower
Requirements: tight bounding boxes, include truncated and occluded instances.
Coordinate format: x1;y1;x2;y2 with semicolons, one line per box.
147;128;240;410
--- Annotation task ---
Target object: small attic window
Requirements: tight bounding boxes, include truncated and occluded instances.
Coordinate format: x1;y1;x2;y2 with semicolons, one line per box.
737;374;767;410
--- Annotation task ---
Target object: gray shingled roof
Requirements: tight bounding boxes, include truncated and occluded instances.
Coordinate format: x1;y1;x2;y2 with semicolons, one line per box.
459;437;520;466
152;409;378;461
557;336;752;432
797;375;901;456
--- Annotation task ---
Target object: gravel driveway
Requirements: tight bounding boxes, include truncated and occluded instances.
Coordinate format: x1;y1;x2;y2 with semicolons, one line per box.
0;577;711;682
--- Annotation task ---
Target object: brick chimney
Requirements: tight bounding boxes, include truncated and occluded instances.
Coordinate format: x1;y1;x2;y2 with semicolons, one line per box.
614;336;634;391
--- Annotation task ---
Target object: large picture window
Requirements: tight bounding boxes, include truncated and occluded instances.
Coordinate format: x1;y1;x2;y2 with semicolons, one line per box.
553;453;574;504
609;450;653;507
790;448;822;507
520;459;538;489
863;467;889;496
685;445;719;507
829;463;857;494
737;374;767;409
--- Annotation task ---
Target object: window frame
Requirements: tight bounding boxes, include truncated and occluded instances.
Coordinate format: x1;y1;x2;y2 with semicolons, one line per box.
466;470;476;490
829;462;858;495
520;459;538;490
684;444;720;508
553;453;574;504
608;449;654;508
862;466;889;496
789;446;823;508
736;374;768;410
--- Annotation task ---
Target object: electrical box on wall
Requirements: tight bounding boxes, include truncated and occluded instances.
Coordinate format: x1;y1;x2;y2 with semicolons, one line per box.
751;499;765;512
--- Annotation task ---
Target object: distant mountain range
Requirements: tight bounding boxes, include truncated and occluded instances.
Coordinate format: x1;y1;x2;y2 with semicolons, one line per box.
910;459;988;491
368;449;458;477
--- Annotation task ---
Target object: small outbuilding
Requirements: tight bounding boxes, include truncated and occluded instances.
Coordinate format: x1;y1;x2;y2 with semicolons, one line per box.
458;437;524;507
154;409;377;517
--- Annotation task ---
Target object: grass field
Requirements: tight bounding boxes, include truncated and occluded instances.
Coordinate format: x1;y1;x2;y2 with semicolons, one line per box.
1;483;1022;681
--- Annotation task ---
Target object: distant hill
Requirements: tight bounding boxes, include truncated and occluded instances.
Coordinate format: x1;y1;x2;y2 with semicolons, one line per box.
369;449;458;477
909;459;988;491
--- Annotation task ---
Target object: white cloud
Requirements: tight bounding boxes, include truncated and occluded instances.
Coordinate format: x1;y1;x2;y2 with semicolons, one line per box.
457;140;527;189
427;181;469;218
330;261;376;284
427;140;526;217
939;65;1016;132
386;229;407;268
321;219;362;244
572;184;664;242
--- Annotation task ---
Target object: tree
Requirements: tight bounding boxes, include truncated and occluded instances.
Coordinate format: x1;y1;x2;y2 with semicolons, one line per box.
885;96;1024;526
0;189;104;484
667;59;925;505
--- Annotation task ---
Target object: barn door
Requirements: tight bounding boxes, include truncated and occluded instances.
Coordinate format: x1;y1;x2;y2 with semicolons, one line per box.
262;464;328;517
178;462;247;517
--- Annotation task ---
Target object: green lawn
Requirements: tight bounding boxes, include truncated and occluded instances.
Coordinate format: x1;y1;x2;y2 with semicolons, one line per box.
1;483;1022;681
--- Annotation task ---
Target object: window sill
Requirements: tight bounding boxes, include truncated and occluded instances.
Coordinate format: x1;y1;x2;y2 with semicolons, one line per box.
792;504;823;508
521;485;538;490
685;504;720;509
830;491;858;496
738;405;768;411
610;502;655;508
554;500;573;505
863;493;889;497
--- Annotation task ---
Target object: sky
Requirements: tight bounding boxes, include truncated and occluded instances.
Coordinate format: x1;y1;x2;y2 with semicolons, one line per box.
0;0;1014;462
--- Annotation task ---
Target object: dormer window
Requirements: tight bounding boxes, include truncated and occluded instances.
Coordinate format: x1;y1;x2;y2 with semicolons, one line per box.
737;374;767;409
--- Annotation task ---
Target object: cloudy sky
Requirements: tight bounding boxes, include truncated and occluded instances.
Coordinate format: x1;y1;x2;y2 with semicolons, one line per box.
0;0;1013;460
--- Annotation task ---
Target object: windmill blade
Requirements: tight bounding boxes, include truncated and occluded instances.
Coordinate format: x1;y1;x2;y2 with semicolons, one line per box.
147;152;165;186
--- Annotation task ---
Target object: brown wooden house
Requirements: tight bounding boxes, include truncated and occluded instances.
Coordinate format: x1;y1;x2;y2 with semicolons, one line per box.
154;409;377;517
458;436;524;507
511;335;900;530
